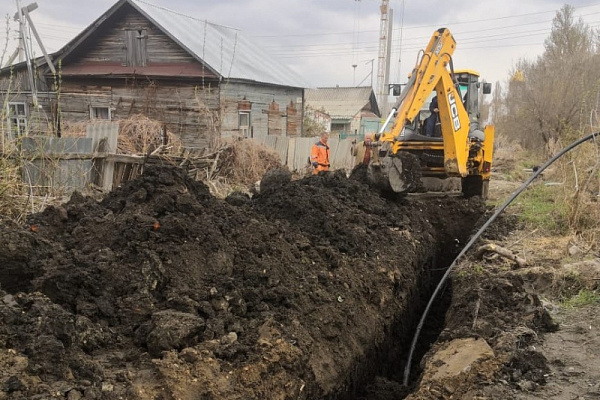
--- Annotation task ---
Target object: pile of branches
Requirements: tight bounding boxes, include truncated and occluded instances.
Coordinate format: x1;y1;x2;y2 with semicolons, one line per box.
181;138;282;194
215;138;281;185
118;114;183;156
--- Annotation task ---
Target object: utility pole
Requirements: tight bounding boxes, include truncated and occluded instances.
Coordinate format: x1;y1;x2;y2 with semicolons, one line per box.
15;0;25;63
395;0;405;85
376;0;392;115
12;2;55;106
22;3;56;74
15;0;38;107
384;8;393;112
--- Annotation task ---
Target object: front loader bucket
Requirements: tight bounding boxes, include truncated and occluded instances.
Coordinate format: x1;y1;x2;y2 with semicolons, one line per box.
367;152;422;194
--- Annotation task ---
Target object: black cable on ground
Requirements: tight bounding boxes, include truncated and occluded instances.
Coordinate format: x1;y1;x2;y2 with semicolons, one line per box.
403;131;600;386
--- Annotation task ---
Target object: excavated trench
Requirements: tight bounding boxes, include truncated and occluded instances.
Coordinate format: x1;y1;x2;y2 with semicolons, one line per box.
334;210;472;400
0;166;486;399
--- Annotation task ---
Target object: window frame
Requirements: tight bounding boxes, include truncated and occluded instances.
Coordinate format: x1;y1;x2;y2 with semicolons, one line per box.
90;106;111;121
6;102;28;137
238;111;251;138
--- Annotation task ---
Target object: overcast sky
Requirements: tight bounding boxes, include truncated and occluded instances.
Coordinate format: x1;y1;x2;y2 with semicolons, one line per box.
1;0;599;90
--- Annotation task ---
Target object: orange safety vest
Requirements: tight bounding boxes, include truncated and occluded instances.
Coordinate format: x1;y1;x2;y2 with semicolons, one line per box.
310;139;330;174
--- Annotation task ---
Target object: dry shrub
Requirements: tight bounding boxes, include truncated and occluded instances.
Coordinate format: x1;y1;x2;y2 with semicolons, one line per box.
118;114;183;155
494;135;524;166
557;136;600;251
0;156;25;220
62;115;184;156
0;153;55;222
195;89;221;150
491;136;531;182
203;178;236;199
60;120;89;138
215;138;282;185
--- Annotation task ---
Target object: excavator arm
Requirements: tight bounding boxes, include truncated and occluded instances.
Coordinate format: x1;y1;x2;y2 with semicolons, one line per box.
380;28;470;175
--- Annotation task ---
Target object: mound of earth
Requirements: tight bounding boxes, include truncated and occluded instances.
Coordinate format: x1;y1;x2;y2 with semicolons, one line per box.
0;165;523;399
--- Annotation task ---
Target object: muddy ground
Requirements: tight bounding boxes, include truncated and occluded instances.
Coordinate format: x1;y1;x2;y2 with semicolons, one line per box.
0;165;566;399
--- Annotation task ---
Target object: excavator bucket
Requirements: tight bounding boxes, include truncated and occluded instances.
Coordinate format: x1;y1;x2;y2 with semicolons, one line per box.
366;152;422;194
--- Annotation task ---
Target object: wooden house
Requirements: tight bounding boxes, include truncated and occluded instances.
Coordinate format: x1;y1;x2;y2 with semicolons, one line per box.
0;0;306;150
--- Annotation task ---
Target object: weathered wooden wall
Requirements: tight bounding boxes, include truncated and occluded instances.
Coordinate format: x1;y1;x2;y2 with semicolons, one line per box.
67;3;201;67
0;67;51;93
220;81;303;139
58;78;220;149
0;68;55;136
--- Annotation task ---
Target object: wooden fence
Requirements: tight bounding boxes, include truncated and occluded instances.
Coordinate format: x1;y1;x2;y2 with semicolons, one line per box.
9;128;358;196
255;135;356;173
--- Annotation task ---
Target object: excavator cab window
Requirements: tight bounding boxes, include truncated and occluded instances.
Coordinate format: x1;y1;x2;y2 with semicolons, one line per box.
417;92;437;137
456;72;481;124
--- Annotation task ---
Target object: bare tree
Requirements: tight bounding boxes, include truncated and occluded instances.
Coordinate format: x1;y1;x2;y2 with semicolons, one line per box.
544;5;593;61
497;5;600;154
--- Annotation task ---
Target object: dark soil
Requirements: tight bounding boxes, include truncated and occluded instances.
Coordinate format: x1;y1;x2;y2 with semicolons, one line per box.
0;165;504;399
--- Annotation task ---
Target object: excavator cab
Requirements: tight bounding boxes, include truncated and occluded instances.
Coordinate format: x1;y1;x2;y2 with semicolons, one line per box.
405;70;490;142
455;69;492;134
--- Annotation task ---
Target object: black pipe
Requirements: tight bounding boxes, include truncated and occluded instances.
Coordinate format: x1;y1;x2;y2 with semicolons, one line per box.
403;131;600;386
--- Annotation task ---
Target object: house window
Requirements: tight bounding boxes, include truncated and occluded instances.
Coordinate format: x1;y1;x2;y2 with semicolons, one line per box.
124;29;148;67
239;111;251;137
90;106;111;120
7;102;28;137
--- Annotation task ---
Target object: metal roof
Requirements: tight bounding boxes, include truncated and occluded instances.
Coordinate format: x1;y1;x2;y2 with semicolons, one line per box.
129;0;307;88
305;86;378;120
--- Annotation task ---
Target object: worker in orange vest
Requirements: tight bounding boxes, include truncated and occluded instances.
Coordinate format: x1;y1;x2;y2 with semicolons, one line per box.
310;132;331;175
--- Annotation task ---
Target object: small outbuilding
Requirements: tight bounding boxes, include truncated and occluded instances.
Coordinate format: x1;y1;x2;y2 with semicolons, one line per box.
305;86;381;138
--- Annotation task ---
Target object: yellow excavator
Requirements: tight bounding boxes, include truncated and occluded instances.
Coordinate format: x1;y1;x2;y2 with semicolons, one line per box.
362;28;494;198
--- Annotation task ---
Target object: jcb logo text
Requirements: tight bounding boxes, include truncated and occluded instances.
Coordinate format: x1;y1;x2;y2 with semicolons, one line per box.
448;93;461;131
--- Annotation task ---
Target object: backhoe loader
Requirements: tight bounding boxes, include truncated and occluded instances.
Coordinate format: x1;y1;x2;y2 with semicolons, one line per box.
360;27;494;198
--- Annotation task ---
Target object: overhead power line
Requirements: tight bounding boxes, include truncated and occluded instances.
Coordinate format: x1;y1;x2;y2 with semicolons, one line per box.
267;14;600;59
253;1;600;38
263;23;557;51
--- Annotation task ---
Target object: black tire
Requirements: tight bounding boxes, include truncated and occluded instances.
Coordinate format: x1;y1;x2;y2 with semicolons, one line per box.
462;175;488;199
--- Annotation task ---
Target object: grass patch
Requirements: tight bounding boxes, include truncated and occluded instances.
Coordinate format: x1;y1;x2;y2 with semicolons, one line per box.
562;289;600;308
514;183;568;234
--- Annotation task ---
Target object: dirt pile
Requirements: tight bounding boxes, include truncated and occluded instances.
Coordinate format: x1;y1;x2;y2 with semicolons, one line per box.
0;165;486;399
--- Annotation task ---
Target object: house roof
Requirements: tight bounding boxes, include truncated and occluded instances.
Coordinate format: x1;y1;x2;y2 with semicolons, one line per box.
5;0;307;89
305;86;379;120
129;0;306;88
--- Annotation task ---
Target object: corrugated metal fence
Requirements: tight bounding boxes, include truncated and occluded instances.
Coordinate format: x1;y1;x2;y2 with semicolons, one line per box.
20;123;138;195
255;135;356;173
